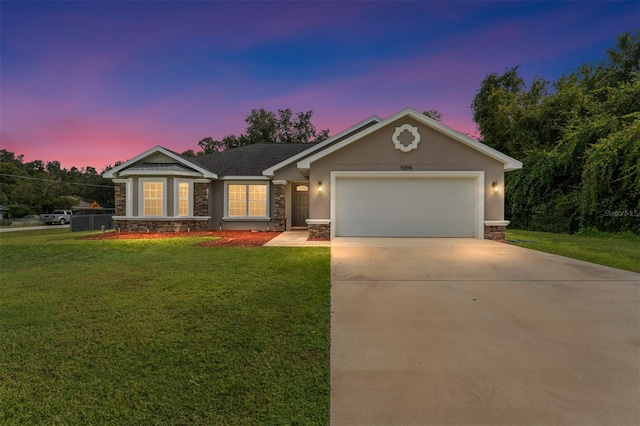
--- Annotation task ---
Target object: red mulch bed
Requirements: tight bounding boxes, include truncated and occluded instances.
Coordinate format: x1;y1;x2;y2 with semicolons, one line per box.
80;230;282;247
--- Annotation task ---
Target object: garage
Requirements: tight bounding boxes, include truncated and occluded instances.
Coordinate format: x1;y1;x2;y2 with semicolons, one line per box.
333;173;482;237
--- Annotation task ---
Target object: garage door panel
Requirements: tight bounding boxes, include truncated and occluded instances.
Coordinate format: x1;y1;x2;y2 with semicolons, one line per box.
339;206;430;222
336;221;417;237
334;177;477;237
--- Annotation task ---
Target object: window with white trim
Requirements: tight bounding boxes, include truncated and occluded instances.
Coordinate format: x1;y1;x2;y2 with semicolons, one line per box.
248;185;267;216
228;184;247;217
178;182;189;216
226;183;268;218
174;179;193;217
126;179;133;217
139;178;167;217
143;181;163;216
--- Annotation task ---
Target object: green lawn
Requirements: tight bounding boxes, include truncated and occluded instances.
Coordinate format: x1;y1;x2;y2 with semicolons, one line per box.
0;229;331;425
507;229;640;273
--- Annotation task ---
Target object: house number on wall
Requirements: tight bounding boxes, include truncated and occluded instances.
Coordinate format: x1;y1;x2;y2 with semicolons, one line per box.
400;165;413;170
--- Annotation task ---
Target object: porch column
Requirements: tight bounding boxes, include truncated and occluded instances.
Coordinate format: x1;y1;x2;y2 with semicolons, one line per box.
193;181;209;216
113;181;126;216
272;180;287;231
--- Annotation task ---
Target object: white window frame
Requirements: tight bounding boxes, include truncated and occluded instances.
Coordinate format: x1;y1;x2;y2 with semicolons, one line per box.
174;179;194;217
139;178;168;217
126;178;133;217
223;181;270;220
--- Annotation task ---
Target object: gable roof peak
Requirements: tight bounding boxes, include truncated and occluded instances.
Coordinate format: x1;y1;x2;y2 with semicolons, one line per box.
102;145;217;179
297;107;522;172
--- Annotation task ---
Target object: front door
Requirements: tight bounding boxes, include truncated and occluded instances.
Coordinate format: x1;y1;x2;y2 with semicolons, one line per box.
292;184;310;227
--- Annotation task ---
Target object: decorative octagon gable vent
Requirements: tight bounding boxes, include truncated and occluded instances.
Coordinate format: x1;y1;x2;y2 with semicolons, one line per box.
392;124;421;153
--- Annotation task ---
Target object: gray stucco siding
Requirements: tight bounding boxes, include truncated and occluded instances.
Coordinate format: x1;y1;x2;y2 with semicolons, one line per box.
270;161;309;182
308;117;506;221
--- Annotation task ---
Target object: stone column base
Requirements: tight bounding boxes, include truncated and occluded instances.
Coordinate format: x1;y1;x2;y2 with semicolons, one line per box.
272;219;286;232
484;220;510;240
306;219;331;240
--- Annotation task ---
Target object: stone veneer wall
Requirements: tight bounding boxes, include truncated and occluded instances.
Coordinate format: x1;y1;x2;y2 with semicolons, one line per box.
114;183;126;216
272;183;286;232
114;219;209;233
308;223;330;240
484;225;507;240
194;183;208;216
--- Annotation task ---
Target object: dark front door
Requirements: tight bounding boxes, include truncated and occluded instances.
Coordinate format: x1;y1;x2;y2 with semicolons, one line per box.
292;184;310;227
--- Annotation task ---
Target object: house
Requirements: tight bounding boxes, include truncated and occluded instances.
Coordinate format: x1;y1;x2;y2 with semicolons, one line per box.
102;108;522;240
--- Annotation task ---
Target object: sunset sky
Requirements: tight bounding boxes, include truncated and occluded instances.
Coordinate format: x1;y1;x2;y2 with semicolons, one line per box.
1;1;638;171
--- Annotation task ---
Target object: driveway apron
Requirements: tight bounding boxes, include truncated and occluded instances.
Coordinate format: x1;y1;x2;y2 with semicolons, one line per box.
330;238;640;426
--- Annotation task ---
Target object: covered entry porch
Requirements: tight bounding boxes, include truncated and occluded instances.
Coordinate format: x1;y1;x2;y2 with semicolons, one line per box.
271;180;310;231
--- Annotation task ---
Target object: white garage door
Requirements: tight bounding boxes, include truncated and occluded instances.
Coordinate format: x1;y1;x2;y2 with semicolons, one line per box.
334;177;477;237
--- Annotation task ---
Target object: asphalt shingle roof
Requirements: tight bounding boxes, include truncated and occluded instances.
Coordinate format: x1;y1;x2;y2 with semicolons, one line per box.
128;162;198;173
188;143;317;177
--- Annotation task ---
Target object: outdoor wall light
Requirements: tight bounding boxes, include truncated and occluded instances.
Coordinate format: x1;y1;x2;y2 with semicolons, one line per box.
318;181;323;192
492;181;499;193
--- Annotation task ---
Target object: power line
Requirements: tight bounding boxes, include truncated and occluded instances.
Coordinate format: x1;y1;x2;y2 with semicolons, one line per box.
0;173;114;188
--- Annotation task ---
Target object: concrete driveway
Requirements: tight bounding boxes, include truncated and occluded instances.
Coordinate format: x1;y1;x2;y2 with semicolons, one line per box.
331;238;640;426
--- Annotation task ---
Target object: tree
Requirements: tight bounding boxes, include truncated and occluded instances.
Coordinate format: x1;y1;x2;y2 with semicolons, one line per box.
244;109;278;144
189;108;330;155
422;109;442;121
471;31;640;234
197;136;224;154
582;114;640;232
244;108;329;145
471;66;527;155
604;31;640;86
220;134;245;150
191;135;245;154
316;128;330;141
286;109;324;143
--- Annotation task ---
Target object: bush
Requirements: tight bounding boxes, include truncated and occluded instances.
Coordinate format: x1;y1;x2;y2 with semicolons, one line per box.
8;205;31;219
575;226;606;237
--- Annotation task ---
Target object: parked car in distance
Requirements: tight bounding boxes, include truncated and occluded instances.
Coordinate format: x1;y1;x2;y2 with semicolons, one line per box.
40;210;73;225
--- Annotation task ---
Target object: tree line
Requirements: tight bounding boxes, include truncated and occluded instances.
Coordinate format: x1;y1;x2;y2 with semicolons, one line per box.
472;31;639;234
0;150;116;217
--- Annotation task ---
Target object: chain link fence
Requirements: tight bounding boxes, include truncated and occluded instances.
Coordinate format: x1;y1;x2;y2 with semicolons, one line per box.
70;209;115;232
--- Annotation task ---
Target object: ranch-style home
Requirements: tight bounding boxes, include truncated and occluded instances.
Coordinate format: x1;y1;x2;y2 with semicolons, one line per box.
103;107;522;240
